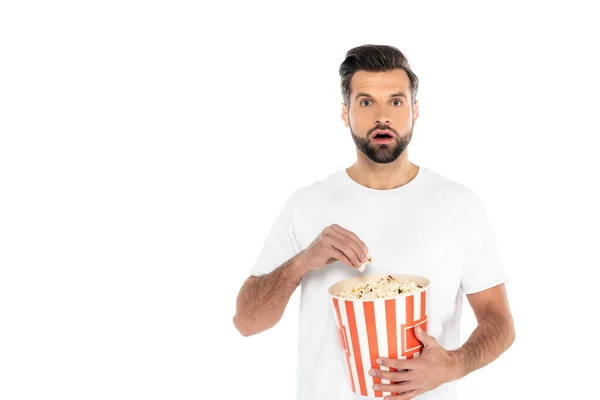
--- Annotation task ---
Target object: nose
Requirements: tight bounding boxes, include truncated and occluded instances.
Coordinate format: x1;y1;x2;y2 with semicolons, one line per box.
375;107;391;126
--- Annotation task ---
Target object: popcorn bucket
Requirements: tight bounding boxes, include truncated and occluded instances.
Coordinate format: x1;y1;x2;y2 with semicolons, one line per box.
328;274;430;398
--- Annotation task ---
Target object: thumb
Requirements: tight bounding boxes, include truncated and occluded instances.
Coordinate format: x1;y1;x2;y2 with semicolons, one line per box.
414;325;435;346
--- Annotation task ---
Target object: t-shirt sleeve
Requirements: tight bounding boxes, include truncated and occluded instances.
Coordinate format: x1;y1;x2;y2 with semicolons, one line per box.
249;194;302;277
460;191;510;295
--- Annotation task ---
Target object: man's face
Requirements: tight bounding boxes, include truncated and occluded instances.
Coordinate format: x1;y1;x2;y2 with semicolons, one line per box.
342;69;419;164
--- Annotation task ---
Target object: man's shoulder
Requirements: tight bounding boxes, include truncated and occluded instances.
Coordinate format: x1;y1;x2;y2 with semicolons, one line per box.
421;167;480;205
286;169;346;209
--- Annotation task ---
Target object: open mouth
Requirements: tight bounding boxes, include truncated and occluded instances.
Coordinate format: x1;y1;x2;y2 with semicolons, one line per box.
372;131;395;143
373;133;393;139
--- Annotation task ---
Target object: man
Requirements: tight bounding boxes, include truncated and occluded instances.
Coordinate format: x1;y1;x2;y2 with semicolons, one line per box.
233;44;515;400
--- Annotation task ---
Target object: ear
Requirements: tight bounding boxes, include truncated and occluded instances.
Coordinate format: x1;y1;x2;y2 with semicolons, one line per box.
412;100;420;126
341;102;350;127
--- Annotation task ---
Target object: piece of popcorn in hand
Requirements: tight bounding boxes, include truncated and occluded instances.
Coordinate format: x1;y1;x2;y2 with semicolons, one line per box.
358;255;372;272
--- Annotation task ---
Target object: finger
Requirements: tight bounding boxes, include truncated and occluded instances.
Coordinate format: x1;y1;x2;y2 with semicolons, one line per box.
387;389;425;400
377;357;412;371
370;367;416;382
321;227;361;268
414;325;435;347
325;234;363;268
319;230;356;267
330;224;369;259
331;230;366;267
373;381;416;395
326;228;364;267
324;246;356;269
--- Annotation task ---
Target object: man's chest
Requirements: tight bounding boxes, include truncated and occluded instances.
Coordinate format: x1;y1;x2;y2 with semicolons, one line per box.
294;200;466;290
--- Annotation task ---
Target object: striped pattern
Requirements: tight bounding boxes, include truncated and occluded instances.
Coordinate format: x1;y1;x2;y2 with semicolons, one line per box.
331;289;429;398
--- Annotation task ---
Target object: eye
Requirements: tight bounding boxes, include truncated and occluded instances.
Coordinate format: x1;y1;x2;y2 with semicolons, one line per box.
391;99;403;107
360;99;372;107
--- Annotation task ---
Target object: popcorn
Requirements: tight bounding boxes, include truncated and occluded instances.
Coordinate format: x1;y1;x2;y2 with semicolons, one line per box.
357;254;372;272
335;274;422;299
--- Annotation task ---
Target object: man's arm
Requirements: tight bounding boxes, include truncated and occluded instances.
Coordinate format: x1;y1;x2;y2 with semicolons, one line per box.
234;224;369;337
450;283;515;379
233;254;306;337
371;283;515;399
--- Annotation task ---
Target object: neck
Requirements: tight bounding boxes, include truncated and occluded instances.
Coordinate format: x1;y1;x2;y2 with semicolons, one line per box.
346;151;419;190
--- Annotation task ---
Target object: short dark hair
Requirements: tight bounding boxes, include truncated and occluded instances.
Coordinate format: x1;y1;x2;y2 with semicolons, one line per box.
339;44;419;106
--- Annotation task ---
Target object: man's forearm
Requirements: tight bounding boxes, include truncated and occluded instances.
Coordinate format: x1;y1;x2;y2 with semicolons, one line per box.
450;311;515;380
233;254;306;336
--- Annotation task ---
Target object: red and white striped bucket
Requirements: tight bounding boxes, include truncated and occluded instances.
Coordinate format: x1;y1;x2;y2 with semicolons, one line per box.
328;274;430;398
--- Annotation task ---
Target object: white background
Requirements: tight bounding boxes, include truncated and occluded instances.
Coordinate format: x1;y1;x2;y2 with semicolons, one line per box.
1;1;599;399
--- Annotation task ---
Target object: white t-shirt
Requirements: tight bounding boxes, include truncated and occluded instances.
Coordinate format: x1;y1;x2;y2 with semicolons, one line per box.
250;166;509;400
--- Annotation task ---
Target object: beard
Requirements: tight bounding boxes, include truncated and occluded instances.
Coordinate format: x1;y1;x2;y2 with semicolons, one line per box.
351;124;413;164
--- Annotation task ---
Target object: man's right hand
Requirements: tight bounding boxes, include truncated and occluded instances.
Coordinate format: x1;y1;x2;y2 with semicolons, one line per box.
295;224;369;273
234;224;368;337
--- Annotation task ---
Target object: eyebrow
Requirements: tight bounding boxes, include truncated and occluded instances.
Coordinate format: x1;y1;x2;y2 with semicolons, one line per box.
354;92;408;100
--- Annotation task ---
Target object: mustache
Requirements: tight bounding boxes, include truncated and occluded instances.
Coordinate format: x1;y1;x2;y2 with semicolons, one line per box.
367;125;400;138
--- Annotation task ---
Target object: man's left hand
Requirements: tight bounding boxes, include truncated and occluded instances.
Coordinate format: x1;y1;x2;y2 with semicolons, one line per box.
369;326;461;400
